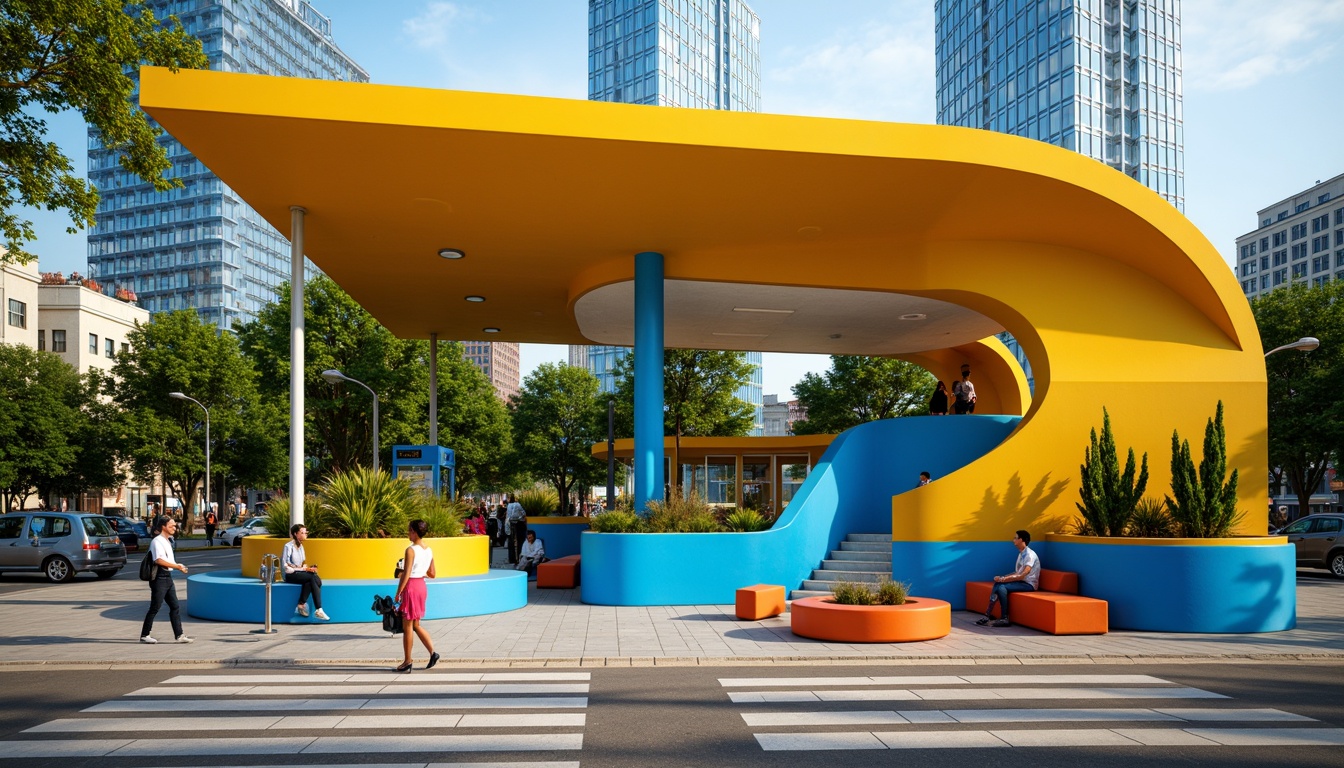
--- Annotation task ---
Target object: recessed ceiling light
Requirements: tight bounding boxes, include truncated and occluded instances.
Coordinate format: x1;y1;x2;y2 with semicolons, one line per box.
465;295;485;302
899;313;927;321
733;307;794;314
438;248;465;259
483;327;500;333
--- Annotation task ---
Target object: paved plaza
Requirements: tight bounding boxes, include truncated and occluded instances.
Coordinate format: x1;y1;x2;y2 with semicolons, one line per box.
0;546;1340;669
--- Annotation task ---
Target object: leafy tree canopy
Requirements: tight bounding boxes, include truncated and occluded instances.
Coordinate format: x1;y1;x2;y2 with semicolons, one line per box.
0;342;92;510
0;0;206;263
1251;281;1344;515
612;349;756;442
791;355;934;435
511;362;605;514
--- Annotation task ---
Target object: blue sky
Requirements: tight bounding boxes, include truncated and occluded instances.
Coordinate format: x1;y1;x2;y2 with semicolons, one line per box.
22;0;1344;397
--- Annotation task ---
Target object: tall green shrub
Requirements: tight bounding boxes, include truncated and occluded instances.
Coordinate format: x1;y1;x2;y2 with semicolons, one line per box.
1075;408;1148;536
313;467;411;538
516;487;560;516
1166;401;1243;538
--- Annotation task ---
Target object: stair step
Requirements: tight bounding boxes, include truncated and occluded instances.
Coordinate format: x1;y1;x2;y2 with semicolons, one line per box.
789;589;833;600
839;541;890;553
820;559;892;572
807;571;886;584
844;533;891;543
828;550;892;563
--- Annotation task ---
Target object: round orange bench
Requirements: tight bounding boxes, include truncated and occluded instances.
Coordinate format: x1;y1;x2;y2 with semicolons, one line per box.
790;596;951;643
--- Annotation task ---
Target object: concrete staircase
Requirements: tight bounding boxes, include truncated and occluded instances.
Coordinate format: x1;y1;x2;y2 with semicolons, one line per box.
790;533;892;600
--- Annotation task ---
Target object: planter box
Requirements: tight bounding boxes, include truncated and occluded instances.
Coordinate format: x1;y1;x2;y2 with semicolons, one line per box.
1044;533;1295;633
241;534;488;580
790;596;951;643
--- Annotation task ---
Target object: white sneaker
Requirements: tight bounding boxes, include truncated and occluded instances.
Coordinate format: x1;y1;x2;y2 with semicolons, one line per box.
139;635;157;644
175;635;194;644
295;604;309;617
314;609;330;621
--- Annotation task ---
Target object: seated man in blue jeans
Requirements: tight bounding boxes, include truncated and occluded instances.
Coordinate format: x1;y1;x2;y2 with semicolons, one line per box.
976;529;1039;628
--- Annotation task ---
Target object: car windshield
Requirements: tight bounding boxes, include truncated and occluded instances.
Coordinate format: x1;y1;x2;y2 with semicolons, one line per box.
1283;518;1313;534
83;516;116;537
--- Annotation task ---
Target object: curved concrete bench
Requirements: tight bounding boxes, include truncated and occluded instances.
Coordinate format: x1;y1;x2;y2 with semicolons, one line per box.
186;569;526;624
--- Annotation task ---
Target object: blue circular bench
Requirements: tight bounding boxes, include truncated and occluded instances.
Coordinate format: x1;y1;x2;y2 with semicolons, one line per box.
186;569;526;623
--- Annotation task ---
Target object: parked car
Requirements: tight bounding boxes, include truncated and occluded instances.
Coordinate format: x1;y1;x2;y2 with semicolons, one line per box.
1280;513;1344;577
0;512;127;582
104;516;150;552
222;517;270;547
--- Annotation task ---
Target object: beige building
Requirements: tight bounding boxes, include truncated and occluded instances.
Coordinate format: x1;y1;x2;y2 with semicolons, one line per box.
1236;173;1344;300
462;341;521;403
1;258;40;349
38;275;149;375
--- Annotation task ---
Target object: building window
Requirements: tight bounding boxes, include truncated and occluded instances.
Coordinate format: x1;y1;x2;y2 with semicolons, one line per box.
6;298;25;328
1336;208;1344;226
1260;237;1269;251
1274;269;1287;286
1292;263;1308;279
1314;236;1330;254
52;330;66;352
1292;243;1308;260
89;333;98;354
1272;231;1287;247
120;342;128;355
1312;214;1330;233
1273;249;1288;266
1336;230;1344;247
1291;223;1307;240
1261;275;1271;290
105;338;114;358
37;330;45;351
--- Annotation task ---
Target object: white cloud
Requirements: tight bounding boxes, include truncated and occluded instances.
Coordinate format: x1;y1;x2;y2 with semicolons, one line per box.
1184;0;1344;92
401;2;468;50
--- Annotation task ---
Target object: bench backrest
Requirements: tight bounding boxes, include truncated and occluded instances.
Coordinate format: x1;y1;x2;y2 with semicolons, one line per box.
1038;569;1078;594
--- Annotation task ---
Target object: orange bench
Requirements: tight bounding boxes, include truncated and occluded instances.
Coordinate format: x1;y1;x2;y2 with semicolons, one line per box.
536;555;580;589
965;568;1107;635
735;584;786;620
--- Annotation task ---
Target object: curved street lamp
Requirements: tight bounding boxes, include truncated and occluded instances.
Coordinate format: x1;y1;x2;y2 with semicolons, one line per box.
1265;336;1320;357
168;392;209;523
321;369;380;474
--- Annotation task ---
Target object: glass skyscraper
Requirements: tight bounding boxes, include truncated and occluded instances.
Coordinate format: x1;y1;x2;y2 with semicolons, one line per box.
582;0;764;434
936;0;1184;212
86;0;368;330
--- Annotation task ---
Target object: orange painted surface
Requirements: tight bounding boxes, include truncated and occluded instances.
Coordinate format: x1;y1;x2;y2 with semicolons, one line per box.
537;555;581;589
964;570;1107;635
735;584;786;620
790;596;951;643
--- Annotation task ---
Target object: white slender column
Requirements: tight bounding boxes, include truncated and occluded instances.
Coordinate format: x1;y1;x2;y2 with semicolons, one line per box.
289;206;307;526
429;332;439;445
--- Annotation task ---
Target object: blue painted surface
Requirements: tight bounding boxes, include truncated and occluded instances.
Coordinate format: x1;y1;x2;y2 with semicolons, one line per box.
889;540;1042;609
528;520;588;558
1047;540;1296;633
581;415;1021;605
186;569;527;624
633;250;665;512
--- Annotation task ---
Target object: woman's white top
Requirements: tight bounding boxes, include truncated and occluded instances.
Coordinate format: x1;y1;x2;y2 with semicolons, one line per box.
281;541;305;574
407;543;433;578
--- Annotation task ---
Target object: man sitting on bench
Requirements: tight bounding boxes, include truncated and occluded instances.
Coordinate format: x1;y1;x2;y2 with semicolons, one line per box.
976;529;1039;628
516;530;546;581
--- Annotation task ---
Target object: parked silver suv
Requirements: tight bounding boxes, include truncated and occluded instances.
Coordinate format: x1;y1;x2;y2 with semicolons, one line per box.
1280;513;1344;578
0;512;127;582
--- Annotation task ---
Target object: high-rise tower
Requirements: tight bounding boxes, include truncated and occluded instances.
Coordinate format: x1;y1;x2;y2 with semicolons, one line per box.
87;0;368;330
581;0;764;433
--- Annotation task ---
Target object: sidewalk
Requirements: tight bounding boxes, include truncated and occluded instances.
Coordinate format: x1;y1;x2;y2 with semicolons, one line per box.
1;545;1341;669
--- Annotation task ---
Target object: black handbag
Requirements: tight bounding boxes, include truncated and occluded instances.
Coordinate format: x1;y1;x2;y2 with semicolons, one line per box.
370;594;403;635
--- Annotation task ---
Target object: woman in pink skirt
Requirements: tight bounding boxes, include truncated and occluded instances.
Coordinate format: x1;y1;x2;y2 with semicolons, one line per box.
394;519;438;672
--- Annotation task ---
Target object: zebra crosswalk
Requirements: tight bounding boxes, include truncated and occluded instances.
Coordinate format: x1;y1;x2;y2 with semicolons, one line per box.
720;672;1344;752
0;670;590;765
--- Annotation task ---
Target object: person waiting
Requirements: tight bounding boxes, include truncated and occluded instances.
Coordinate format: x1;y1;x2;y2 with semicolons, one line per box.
516;530;546;580
282;524;329;620
975;529;1039;628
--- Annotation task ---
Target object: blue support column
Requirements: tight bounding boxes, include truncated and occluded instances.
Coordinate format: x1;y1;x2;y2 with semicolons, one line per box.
633;251;665;512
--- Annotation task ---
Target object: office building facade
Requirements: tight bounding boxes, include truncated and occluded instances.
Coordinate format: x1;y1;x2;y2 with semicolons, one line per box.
583;0;764;433
86;0;368;330
1235;174;1344;300
463;340;521;404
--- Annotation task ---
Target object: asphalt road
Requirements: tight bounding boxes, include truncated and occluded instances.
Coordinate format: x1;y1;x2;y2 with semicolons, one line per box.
0;661;1340;768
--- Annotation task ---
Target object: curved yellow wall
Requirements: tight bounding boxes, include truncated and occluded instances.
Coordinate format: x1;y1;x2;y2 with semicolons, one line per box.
241;535;489;580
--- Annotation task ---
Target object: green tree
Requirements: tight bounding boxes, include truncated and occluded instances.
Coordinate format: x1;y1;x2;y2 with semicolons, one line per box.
1075;408;1149;536
112;310;278;532
1166;401;1242;538
511;363;605;514
410;339;512;495
0;0;206;263
1251;281;1344;516
791;355;934;435
0;342;87;509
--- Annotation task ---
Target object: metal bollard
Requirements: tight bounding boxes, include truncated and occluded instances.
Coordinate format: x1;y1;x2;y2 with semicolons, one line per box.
253;554;280;635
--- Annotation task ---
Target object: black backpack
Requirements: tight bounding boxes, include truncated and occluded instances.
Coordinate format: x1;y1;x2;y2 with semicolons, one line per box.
138;550;158;581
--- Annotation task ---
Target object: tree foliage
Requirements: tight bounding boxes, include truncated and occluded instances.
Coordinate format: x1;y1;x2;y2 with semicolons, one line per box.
612;348;756;452
1251;281;1344;515
791;355;934;435
112;310;279;532
1166;401;1243;538
1074;408;1149;537
0;0;206;263
510;363;605;515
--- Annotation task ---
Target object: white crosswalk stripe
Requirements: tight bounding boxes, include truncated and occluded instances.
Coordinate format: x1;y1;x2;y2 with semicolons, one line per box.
2;671;590;764
724;673;1342;752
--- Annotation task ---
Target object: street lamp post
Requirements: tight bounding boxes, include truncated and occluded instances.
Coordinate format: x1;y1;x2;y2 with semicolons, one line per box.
168;392;209;524
1265;336;1320;357
321;369;380;474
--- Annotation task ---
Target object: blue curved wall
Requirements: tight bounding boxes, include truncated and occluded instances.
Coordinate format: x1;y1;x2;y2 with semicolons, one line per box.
581;415;1021;605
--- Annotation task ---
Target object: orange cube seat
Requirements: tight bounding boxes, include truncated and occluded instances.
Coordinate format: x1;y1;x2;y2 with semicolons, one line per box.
965;568;1107;635
736;584;786;620
537;555;581;589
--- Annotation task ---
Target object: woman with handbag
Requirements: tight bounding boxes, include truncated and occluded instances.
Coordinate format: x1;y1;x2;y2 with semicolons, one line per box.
393;519;439;672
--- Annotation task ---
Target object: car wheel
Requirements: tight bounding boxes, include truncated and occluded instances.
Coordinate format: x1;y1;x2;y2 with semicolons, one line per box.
43;557;75;583
95;569;119;580
234;536;242;546
1330;551;1344;579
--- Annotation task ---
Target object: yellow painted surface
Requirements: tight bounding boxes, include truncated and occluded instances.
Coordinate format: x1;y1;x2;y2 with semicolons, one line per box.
138;67;1267;543
240;535;488;579
1046;533;1288;547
